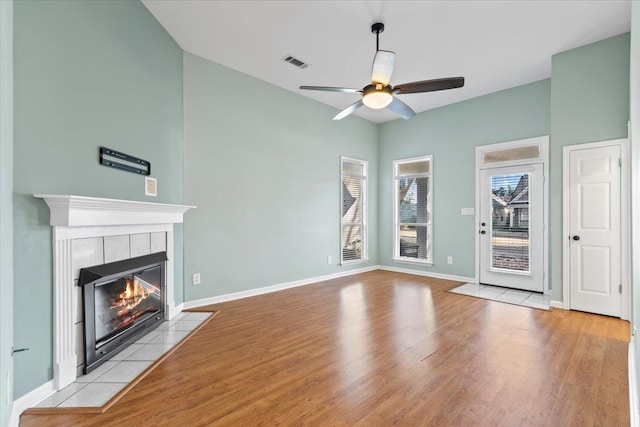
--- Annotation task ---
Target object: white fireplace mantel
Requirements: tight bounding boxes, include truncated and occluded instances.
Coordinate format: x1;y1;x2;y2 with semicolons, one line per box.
34;194;195;390
35;194;194;227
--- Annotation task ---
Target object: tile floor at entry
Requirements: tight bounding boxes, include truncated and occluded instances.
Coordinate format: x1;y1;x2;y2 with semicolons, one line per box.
450;283;551;310
36;311;213;408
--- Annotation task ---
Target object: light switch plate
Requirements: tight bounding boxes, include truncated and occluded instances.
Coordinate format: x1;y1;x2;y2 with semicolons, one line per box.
145;177;157;197
461;208;474;215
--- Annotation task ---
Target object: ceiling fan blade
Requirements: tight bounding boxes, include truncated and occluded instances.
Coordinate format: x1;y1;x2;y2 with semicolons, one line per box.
371;50;395;86
333;99;364;120
393;77;465;95
300;86;361;93
388;97;416;120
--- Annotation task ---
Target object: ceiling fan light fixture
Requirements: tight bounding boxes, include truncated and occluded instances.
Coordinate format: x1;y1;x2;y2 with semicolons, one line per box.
362;85;393;109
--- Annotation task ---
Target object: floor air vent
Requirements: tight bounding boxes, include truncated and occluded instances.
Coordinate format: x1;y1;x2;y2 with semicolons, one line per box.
282;54;309;69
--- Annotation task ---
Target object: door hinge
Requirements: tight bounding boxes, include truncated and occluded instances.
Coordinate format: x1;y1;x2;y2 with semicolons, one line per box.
619;284;622;294
619;158;622;167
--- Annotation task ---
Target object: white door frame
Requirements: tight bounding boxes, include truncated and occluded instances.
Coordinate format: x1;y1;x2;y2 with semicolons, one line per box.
562;138;630;319
475;135;550;295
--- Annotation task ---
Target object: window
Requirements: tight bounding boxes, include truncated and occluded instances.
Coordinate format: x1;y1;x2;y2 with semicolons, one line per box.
341;157;367;264
394;156;432;264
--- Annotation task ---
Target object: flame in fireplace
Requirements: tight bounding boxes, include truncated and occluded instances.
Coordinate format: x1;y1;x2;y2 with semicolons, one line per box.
110;277;151;317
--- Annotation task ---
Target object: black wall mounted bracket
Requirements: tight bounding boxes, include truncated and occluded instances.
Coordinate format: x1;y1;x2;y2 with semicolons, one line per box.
99;146;151;176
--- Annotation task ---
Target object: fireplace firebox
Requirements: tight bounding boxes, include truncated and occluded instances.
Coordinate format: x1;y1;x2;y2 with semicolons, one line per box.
78;252;167;373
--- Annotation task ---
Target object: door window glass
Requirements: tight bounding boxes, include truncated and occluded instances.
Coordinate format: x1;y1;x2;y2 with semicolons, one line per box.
490;173;530;272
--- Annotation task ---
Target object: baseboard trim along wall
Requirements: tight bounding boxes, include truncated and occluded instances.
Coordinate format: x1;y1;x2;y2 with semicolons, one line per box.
10;380;55;427
550;300;565;309
378;265;475;284
183;265;380;309
630;340;639;427
173;302;185;315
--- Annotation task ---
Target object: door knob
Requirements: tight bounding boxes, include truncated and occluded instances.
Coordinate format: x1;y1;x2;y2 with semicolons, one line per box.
480;230;486;235
481;222;486;227
572;235;580;241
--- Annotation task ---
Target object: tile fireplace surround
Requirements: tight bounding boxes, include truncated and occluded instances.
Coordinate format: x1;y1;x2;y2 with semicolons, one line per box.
34;195;195;391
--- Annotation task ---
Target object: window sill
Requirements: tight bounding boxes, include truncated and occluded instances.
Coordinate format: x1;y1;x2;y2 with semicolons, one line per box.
340;258;369;267
391;257;433;267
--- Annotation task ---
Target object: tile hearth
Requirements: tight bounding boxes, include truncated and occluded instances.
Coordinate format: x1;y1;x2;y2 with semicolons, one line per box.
35;311;213;409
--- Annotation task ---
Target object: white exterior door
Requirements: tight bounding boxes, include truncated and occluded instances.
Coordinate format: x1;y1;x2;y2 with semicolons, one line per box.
568;144;621;317
479;164;544;292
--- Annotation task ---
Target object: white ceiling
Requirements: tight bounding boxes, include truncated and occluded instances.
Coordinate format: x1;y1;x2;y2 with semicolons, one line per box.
142;0;631;124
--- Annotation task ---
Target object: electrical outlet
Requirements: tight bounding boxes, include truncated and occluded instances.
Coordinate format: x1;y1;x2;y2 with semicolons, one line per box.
447;256;453;265
327;256;332;264
192;273;201;285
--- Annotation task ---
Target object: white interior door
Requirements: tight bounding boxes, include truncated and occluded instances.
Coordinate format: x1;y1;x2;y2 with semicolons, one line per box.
568;145;621;317
479;164;544;292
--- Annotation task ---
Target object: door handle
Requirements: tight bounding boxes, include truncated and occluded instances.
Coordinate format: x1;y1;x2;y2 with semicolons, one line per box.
480;230;486;235
572;235;580;241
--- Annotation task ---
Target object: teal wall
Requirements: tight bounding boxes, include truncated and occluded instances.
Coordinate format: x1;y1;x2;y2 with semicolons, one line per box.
550;33;630;301
12;0;183;398
378;80;551;279
631;1;640;416
183;53;378;301
0;1;14;424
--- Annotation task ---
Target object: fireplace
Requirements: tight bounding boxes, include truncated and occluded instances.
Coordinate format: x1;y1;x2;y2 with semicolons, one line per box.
35;194;194;389
79;252;167;373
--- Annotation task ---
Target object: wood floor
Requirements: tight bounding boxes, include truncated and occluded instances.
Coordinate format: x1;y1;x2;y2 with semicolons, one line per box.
21;271;630;426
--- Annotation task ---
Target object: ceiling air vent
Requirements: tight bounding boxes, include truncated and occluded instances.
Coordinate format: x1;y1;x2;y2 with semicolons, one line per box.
282;54;309;69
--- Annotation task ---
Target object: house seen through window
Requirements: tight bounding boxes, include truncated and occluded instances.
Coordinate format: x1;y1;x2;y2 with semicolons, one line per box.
394;156;432;263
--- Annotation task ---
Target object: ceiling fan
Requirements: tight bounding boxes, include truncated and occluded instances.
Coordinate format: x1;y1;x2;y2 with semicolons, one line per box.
300;22;465;120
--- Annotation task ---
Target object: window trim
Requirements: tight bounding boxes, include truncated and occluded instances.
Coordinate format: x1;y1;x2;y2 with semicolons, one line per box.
392;155;433;265
340;156;368;265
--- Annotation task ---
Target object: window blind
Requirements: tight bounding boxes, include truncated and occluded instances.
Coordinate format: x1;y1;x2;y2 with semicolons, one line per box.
341;158;367;263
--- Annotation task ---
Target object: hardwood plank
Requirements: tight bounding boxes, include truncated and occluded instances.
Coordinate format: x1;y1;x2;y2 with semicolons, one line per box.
20;271;630;426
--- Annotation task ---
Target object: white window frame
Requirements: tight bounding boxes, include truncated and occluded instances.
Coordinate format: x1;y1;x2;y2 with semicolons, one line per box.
340;156;368;265
393;155;433;265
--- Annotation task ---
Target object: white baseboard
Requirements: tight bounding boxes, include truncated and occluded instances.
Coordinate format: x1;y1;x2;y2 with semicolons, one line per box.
630;340;639;427
378;265;474;283
167;302;184;320
550;300;565;309
183;265;380;309
10;380;55;427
